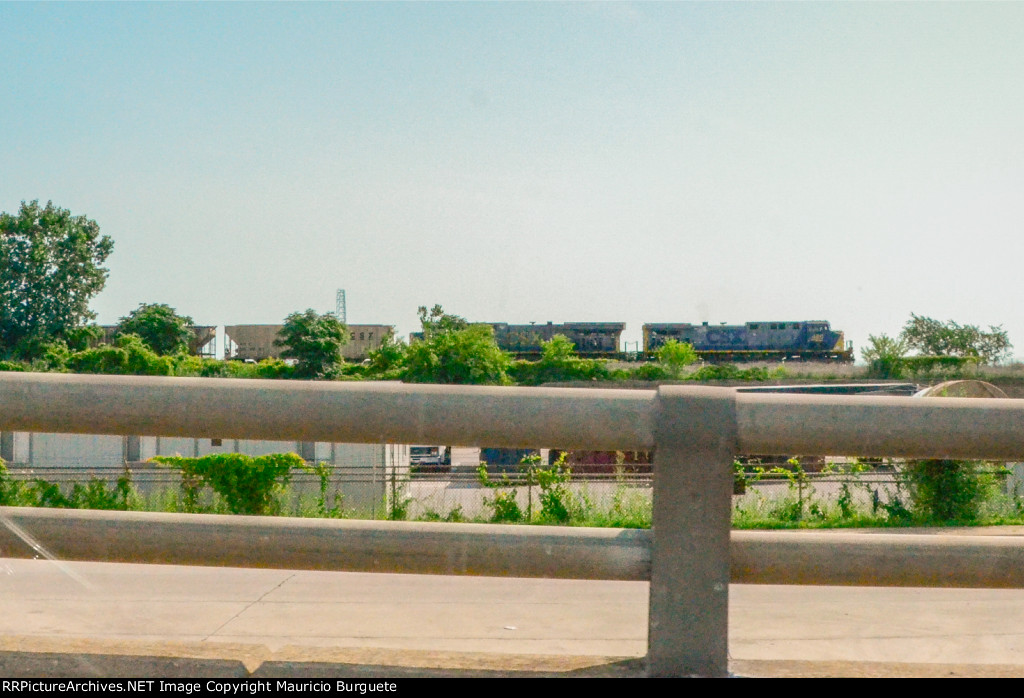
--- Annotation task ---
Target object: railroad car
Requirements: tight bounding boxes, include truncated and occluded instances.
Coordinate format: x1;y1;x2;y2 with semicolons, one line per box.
487;321;625;358
224;324;393;362
643;321;853;363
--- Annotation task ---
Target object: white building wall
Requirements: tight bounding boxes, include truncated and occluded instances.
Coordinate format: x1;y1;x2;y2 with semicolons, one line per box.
153;437;198;458
235;440;300;457
6;431;411;518
29;433;124;469
15;432;29;462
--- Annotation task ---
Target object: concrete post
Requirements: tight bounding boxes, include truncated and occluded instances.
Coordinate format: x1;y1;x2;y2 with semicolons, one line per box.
648;386;738;677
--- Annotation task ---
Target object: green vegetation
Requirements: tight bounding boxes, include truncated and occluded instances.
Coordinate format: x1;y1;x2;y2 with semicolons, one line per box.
0;201;114;359
477;453;589;524
655;339;699;378
116;303;195;355
152;452;306;515
902;459;1006;524
275;309;348;379
2;452;1021;530
509;334;609;385
860;333;909;379
901;314;1011;364
0;459;139;510
863;315;1012;379
403;305;511;385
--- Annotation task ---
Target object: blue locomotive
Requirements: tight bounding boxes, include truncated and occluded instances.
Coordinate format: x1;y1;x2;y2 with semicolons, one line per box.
642;321;852;362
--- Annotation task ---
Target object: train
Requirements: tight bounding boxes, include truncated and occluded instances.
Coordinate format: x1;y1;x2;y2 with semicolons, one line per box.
217;318;852;364
487;322;625;358
642;320;853;363
479;320;853;363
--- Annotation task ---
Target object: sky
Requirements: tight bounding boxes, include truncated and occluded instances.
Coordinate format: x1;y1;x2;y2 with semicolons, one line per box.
2;2;1024;360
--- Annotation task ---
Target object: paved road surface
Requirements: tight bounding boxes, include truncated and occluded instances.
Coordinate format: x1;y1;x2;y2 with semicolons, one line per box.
1;556;1023;677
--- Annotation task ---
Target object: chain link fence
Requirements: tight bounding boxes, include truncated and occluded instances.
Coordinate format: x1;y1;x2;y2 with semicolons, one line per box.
3;451;1023;526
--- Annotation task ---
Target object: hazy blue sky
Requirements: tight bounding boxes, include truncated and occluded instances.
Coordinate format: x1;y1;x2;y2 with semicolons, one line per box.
3;2;1023;359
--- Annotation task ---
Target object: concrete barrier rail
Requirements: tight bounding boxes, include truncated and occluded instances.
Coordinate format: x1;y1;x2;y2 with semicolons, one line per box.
3;508;1024;590
3;372;1024;676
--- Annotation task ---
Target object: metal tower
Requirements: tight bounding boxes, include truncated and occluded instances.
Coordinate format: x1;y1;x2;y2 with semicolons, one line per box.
335;289;347;324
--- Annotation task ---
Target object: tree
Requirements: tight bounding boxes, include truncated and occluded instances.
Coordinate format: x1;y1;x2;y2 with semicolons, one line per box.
655;339;699;378
274;309;348;379
900;313;1011;364
116;303;195;355
510;334;609;385
0;200;114;357
540;334;577;363
861;333;908;379
417;304;469;337
364;332;407;378
404;305;510;385
63;324;103;352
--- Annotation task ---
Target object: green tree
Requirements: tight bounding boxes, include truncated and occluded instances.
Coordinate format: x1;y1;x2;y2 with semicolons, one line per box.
540;334;577;362
655;339;699;378
63;324;103;352
901;314;1011;364
416;304;469;337
861;333;908;379
509;334;610;385
364;332;407;379
275;309;348;379
116;303;195;355
404;305;510;385
0;200;114;357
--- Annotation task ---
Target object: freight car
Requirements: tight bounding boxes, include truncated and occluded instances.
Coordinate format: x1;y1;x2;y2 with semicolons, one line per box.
224;324;393;362
642;321;853;363
486;321;626;358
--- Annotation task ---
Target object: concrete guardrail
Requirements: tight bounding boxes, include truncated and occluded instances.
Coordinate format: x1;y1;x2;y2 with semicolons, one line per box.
2;372;1024;676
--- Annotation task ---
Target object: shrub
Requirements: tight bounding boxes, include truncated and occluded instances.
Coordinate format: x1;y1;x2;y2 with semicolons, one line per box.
66;333;175;376
902;459;1002;524
508;335;610;385
152;452;305;515
656;339;698;378
477;464;524;523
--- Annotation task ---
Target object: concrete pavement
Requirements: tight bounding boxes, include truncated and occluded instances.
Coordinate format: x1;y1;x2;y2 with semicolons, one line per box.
1;553;1024;677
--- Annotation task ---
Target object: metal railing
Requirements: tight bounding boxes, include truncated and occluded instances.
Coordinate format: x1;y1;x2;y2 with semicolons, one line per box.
2;373;1024;676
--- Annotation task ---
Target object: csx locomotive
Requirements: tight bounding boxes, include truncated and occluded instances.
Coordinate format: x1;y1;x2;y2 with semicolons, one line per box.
481;320;853;363
642;320;853;362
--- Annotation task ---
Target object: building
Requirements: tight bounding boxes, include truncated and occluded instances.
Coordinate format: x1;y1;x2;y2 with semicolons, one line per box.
0;431;409;517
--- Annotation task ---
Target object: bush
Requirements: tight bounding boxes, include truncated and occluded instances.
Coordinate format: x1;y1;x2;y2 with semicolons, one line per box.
628;362;672;381
477;464;524;523
66;334;175;376
152;452;306;515
903;459;1002;524
656;339;698;378
508;335;610;385
405;324;511;385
